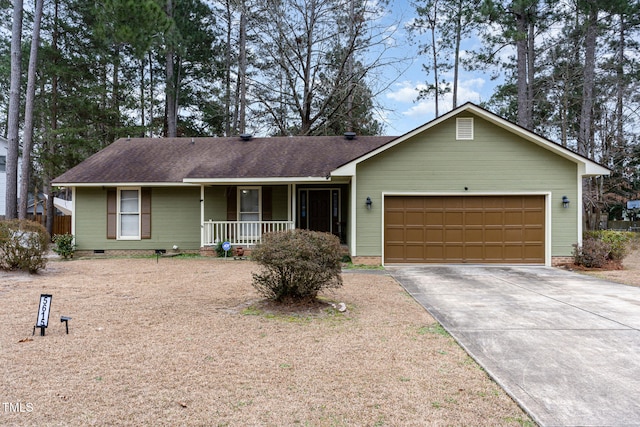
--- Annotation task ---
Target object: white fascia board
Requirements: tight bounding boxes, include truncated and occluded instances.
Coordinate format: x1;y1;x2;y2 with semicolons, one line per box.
183;177;331;184
52;182;193;187
461;104;611;177
332;103;610;178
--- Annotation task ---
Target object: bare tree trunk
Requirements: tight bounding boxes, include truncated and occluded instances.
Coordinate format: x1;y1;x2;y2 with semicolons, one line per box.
430;6;439;117
19;0;44;219
6;0;24;220
579;1;598;157
140;59;145;136
238;2;247;135
224;0;233;136
452;0;462;109
148;51;154;137
514;8;531;129
165;0;177;137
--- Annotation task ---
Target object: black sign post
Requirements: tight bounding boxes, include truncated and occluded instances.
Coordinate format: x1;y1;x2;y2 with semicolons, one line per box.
34;294;52;336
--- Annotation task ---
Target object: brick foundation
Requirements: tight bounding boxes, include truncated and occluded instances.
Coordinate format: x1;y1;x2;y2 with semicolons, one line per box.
350;256;382;266
552;256;574;267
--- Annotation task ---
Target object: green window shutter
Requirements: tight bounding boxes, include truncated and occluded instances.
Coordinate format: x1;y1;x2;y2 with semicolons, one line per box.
226;186;237;220
262;186;272;220
141;188;152;239
107;189;117;239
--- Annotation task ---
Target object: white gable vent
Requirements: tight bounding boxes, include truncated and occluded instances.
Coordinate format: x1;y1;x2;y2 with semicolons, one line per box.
456;117;474;140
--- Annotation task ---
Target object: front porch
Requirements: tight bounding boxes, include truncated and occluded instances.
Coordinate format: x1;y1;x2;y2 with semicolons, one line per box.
202;220;295;246
198;184;350;248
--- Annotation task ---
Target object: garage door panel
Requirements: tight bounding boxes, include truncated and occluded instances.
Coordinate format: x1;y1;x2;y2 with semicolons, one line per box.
465;228;484;242
445;212;464;225
385;211;405;225
385;228;405;242
465;211;484;225
385;196;545;264
405;212;425;225
484;211;503;223
426;212;444;225
524;211;544;223
405;227;425;242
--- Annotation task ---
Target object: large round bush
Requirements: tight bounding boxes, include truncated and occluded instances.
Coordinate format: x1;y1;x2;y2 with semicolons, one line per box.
0;219;50;273
251;230;343;302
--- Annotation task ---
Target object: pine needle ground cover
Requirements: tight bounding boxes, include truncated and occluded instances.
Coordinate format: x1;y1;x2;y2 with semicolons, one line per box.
0;258;531;426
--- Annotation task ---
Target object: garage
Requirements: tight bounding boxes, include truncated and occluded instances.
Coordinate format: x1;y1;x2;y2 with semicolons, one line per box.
384;195;545;264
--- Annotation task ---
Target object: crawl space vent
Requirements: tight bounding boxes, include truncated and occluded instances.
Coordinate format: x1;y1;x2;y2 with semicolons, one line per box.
456;117;474;140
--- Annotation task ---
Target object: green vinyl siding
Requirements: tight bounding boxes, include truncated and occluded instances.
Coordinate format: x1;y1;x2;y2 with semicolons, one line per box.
75;187;201;251
75;185;292;251
356;113;578;258
204;186;227;221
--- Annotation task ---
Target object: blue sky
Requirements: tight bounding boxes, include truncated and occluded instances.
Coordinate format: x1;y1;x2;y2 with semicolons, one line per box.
375;0;502;136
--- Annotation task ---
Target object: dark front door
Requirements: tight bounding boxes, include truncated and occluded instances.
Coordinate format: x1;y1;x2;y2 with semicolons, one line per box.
308;190;331;232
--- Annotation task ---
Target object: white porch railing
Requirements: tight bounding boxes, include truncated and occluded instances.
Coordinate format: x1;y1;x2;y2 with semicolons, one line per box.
203;220;295;246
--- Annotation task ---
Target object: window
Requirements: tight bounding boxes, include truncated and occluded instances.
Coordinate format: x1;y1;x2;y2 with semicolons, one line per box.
118;188;140;239
238;187;260;237
0;155;5;172
107;188;151;240
456;117;474;140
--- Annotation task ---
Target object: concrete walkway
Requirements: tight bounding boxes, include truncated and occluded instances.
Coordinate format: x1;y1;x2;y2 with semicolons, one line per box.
386;265;640;427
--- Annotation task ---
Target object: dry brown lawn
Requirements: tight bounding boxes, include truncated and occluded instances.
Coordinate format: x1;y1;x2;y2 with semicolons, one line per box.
1;256;533;426
580;247;640;286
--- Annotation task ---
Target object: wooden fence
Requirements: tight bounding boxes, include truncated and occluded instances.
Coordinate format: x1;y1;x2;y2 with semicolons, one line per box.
28;215;72;236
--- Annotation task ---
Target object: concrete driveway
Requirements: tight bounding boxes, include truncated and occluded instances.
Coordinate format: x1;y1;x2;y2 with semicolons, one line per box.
386;265;640;427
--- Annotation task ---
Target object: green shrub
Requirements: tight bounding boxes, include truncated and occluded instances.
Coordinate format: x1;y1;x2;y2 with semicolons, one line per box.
0;220;50;273
251;230;343;302
573;236;610;268
585;230;635;261
52;233;75;259
215;241;231;257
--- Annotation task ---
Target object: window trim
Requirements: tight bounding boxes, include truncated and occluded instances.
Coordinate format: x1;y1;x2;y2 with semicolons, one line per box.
117;187;141;240
237;187;262;221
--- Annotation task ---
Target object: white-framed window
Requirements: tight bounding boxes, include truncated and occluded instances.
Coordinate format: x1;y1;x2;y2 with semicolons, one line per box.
118;187;141;240
456;117;474;140
238;187;261;238
0;155;6;172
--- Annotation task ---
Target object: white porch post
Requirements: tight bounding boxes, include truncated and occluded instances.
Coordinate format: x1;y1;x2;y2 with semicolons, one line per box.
290;184;296;228
71;187;76;239
350;176;357;256
200;184;205;247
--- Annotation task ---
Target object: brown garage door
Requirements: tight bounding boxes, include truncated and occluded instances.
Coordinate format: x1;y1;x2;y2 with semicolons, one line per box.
384;196;545;264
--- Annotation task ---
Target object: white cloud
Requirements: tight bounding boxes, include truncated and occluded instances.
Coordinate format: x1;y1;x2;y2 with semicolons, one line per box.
386;80;420;103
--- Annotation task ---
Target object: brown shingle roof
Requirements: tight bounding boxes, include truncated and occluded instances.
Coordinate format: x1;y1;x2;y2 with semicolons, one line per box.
52;135;396;184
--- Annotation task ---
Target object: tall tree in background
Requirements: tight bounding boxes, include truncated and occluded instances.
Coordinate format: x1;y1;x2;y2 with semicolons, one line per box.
410;0;448;117
253;0;389;135
18;0;44;220
410;0;479;114
5;0;23;219
476;0;550;130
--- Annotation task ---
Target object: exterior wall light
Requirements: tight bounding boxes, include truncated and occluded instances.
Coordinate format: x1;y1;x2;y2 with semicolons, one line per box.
366;196;372;210
562;196;570;208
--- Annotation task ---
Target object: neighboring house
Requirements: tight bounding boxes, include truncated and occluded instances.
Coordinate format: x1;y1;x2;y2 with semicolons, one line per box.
0;136;22;218
52;103;610;265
